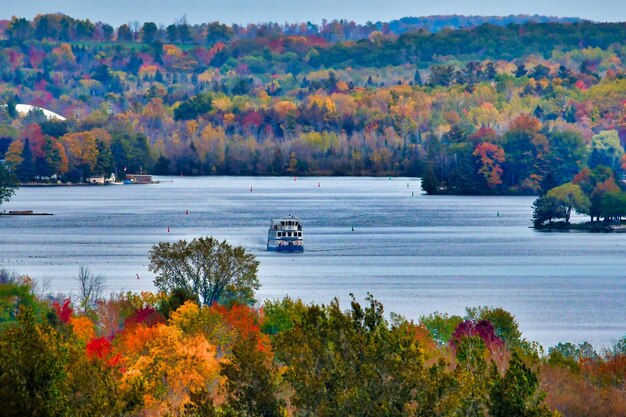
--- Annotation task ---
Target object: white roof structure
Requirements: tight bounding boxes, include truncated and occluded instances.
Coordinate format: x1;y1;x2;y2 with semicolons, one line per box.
8;104;66;121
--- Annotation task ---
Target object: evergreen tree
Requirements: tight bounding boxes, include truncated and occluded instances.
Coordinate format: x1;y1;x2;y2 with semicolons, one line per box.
6;97;17;119
514;63;528;78
429;65;456;87
153;155;171;175
490;351;552;417
414;68;423;86
17;139;35;182
421;165;440;195
531;195;566;228
557;65;574;85
95;139;114;175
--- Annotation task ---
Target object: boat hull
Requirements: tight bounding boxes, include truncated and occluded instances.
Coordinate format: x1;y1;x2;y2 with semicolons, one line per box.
270;245;304;253
267;239;304;252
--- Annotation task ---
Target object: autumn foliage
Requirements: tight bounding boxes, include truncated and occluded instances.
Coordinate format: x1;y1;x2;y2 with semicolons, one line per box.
52;298;73;323
0;15;625;195
0;285;624;416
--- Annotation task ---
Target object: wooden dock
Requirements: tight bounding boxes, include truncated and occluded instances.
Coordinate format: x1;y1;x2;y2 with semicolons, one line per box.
1;210;53;216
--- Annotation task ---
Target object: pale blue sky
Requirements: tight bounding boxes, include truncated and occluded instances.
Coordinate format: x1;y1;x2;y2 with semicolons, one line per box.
0;0;623;26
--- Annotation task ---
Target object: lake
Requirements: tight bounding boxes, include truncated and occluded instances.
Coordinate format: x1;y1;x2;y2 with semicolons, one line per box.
1;176;624;348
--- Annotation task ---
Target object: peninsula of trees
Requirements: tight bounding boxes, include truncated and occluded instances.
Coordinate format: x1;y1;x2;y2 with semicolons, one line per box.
0;14;624;197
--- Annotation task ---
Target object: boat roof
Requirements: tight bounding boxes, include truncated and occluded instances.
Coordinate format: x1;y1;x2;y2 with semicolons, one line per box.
271;215;301;223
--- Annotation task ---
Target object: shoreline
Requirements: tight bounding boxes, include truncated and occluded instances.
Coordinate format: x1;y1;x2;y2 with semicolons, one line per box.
534;222;626;232
19;182;94;187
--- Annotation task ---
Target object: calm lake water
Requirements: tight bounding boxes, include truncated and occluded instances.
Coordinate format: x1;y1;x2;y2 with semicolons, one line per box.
1;176;625;348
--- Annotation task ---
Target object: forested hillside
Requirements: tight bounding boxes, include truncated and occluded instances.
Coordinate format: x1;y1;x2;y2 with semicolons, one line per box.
0;14;625;195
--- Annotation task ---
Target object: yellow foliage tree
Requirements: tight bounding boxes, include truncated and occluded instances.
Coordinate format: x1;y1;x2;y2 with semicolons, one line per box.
4;140;24;172
119;323;223;417
70;316;96;343
169;301;235;356
273;100;297;118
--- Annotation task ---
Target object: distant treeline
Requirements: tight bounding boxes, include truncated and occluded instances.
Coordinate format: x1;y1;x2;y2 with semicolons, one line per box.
303;22;626;69
1;13;583;45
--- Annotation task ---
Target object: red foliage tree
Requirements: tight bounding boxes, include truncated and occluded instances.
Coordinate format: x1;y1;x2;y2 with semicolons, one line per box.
450;319;504;352
124;306;165;328
473;142;506;189
52;299;73;323
86;336;121;366
210;303;270;352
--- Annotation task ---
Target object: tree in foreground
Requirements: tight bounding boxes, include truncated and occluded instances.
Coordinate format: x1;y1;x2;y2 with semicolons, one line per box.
466;306;522;348
0;309;70;417
490;351;556;417
75;265;105;312
0;164;18;208
149;237;259;306
273;295;428;416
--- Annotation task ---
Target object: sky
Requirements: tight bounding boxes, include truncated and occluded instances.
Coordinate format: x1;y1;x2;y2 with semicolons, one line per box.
0;0;624;26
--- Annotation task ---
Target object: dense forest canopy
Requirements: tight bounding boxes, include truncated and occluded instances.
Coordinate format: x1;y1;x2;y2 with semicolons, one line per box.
0;13;624;197
1;266;625;416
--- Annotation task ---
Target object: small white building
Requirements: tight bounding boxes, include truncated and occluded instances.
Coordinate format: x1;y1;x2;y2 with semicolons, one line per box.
87;176;105;184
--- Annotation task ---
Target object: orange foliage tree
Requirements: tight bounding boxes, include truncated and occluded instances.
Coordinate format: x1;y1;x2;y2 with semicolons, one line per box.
473;142;506;189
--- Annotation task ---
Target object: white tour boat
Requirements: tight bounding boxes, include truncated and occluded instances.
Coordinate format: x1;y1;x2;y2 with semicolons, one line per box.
267;215;304;252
